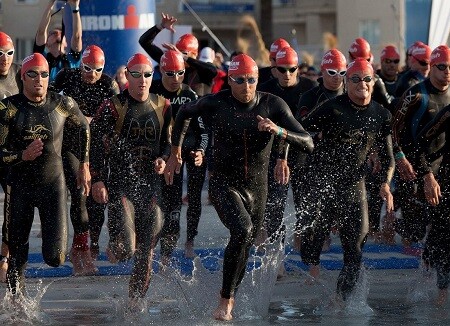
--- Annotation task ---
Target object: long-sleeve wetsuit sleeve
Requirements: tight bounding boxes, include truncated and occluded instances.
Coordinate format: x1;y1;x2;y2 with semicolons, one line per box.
138;25;164;63
65;96;90;163
415;104;450;176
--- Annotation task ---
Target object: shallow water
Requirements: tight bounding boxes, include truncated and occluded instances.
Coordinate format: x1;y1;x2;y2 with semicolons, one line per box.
1;256;449;325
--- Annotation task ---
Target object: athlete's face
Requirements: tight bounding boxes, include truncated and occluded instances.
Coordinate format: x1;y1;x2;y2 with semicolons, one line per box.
161;67;185;92
346;70;374;106
430;62;450;91
22;66;49;100
410;56;430;78
126;63;153;101
46;29;67;56
0;46;14;76
380;58;399;80
274;65;298;87
229;73;258;103
322;68;346;91
81;62;104;84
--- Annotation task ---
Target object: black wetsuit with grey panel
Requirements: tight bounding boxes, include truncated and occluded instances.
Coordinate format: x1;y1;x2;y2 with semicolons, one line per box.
171;90;314;299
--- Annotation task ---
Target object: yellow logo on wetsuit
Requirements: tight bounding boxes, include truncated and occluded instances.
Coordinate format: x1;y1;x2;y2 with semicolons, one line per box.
24;125;51;140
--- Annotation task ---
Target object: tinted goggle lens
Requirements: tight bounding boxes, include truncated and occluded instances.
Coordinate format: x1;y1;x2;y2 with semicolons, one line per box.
164;70;185;77
229;76;257;85
26;71;49;78
276;66;298;74
349;75;373;83
129;71;154;78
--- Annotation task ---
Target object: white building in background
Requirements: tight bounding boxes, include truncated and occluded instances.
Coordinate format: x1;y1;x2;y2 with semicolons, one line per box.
0;0;448;66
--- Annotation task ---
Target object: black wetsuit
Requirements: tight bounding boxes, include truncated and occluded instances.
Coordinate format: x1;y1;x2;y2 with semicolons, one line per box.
395;69;426;98
392;79;450;243
90;91;171;298
139;25;217;96
0;62;23;244
299;94;394;300
149;80;208;257
257;76;317;242
294;78;345;235
0;92;90;294
416;104;450;289
51;69;120;248
171;90;314;299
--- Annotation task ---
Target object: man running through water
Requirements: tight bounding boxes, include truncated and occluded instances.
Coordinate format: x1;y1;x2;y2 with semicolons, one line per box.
164;54;314;321
299;58;395;301
90;53;171;308
0;53;90;295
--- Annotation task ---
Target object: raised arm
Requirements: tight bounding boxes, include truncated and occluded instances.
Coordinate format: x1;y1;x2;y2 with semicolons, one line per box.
35;0;56;48
67;0;82;52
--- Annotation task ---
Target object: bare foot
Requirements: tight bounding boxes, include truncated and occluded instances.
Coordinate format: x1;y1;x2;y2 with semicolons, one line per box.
213;297;234;321
437;288;448;306
184;241;195;258
79;249;99;276
305;265;320;285
106;246;119;264
277;262;286;280
69;248;84;276
0;260;8;283
322;236;331;252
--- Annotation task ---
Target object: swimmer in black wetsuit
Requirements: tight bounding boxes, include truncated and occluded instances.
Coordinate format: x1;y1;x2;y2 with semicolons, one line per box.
90;53;171;305
299;58;394;301
392;45;450;249
51;45;120;276
149;50;207;261
0;53;90;295
0;31;23;283
164;54;314;321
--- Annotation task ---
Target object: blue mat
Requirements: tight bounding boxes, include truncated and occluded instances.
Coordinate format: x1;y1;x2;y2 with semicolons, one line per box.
24;244;422;278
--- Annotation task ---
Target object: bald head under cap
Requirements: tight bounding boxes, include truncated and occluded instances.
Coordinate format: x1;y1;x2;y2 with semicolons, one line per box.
82;45;105;66
160;50;185;71
21;53;48;75
347;57;374;77
321;49;347;71
127;53;152;70
0;32;13;49
228;54;258;76
276;47;298;66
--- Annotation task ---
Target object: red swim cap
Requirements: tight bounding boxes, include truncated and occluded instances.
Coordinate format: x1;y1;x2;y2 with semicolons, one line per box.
82;45;105;66
0;32;13;49
321;49;347;71
430;45;450;66
348;37;371;60
347;57;374;77
160;50;185;71
276;47;298;66
380;45;400;61
228;54;258;76
270;38;290;59
176;34;199;55
408;41;424;56
126;53;152;70
410;42;431;62
21;53;48;75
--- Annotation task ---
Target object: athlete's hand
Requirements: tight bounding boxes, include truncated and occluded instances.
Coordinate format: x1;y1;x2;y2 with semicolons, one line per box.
256;115;277;134
92;181;108;204
190;150;203;166
367;151;381;174
164;148;183;185
154;157;166;174
379;182;394;213
275;159;290;185
160;12;177;32
22;138;44;161
423;172;441;206
396;157;417;181
77;162;91;196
